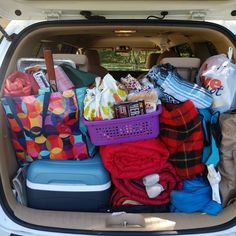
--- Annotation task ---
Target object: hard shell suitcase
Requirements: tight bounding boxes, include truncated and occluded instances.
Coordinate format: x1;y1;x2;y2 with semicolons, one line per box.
26;154;111;211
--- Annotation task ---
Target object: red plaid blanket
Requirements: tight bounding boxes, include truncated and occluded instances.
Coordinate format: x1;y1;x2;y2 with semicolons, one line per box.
160;100;205;179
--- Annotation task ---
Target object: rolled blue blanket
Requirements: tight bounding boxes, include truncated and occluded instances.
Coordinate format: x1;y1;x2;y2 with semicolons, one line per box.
147;64;213;109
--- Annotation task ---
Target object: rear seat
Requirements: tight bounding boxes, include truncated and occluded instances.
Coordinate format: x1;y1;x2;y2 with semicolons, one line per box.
84;50;108;78
145;53;160;69
137;53;160;79
159;57;201;82
157;50;178;64
53;54;88;72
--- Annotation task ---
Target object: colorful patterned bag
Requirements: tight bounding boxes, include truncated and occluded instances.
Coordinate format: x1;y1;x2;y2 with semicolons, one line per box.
2;89;95;165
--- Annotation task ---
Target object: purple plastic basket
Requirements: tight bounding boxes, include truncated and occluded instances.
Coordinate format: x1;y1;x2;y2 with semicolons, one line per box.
83;105;162;146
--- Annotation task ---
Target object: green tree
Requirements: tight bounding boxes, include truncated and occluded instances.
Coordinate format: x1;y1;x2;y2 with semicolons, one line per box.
98;50;156;71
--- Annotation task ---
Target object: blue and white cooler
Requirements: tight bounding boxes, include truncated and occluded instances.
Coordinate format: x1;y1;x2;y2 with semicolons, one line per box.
26;154;111;211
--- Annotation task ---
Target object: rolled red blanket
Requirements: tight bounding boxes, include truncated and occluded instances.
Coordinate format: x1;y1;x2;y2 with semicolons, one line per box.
4;71;39;96
111;188;142;207
100;138;169;179
112;162;182;206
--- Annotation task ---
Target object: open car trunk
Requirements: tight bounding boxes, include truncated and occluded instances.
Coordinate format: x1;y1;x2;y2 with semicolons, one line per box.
1;19;236;234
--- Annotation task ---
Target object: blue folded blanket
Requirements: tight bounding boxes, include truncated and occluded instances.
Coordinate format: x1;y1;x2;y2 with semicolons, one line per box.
170;176;222;216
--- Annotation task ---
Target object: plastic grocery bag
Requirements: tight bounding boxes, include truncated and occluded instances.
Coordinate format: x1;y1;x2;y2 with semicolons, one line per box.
197;48;236;113
84;74;127;120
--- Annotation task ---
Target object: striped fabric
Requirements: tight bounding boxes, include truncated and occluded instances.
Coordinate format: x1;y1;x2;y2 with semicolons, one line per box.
147;64;213;109
160;100;205;179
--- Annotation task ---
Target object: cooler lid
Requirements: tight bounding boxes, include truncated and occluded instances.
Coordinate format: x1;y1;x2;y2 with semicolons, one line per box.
27;154;111;187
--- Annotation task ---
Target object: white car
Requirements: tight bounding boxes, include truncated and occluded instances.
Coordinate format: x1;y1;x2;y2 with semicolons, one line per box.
1;1;236;236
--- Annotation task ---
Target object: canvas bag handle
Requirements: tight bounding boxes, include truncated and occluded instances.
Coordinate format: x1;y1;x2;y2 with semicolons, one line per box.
43;48;58;92
5;92;51;137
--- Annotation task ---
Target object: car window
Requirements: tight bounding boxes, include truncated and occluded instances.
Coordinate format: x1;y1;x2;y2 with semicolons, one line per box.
174;43;193;57
98;49;159;71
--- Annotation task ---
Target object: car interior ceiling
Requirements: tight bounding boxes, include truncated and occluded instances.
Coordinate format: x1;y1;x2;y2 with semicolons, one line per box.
1;23;236;232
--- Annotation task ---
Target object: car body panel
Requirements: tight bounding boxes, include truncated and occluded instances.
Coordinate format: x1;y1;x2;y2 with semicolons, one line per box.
0;0;236;21
0;4;236;235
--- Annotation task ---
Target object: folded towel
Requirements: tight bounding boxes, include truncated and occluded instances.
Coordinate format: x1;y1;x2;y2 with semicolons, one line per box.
4;71;39;96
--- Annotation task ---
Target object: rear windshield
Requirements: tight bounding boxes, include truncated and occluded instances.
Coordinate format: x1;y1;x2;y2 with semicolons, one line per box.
98;49;158;71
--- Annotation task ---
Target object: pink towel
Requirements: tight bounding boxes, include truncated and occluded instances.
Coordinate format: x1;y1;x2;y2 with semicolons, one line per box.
4;71;39;96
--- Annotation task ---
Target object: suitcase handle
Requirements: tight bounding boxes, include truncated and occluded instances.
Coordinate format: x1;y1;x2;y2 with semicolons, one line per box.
106;213;145;228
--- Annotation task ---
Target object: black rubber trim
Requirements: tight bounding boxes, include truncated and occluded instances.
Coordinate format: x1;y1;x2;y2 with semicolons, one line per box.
0;19;236;235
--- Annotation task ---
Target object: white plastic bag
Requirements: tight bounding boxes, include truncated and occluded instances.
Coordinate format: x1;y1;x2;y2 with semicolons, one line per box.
84;74;127;120
197;48;236;113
